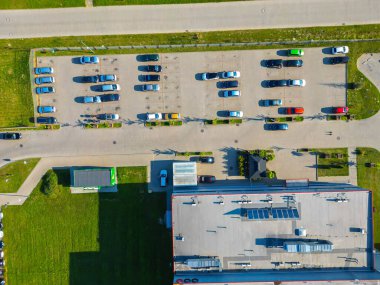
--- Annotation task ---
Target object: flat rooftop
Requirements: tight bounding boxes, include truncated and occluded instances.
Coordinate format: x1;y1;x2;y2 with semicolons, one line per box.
172;189;372;272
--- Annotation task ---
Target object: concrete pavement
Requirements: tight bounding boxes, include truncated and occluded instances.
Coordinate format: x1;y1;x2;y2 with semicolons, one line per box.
0;0;380;39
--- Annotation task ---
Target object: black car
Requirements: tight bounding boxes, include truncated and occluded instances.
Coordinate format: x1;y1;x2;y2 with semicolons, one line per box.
219;80;239;89
99;94;120;102
0;133;22;140
265;123;288;131
267;80;288;88
145;65;162;72
283;59;303;67
141;74;160;82
201;72;219;80
139;54;159;62
36;117;57;124
265;59;283;68
199;156;215;164
198;175;216;183
330;56;349;65
79;76;98;83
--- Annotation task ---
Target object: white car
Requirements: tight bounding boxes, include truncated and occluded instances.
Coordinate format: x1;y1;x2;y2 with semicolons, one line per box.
331;46;349;55
289;79;306;87
146;113;162;121
229;111;243;118
221;71;240;79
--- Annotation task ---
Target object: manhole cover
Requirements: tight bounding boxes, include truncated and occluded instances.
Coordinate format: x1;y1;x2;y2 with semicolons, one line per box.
201;129;204;133
235;140;238;143
113;141;117;144
337;136;341;140
20;144;23;148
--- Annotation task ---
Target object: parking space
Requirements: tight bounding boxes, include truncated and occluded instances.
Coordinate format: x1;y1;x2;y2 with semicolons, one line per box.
34;48;346;126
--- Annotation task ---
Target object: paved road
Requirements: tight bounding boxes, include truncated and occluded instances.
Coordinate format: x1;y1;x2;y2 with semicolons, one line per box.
0;0;380;39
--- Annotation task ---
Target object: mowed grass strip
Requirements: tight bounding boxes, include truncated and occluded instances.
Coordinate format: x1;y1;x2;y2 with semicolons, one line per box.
3;166;171;285
94;0;244;5
356;148;380;249
0;158;40;193
0;0;84;9
313;148;349;177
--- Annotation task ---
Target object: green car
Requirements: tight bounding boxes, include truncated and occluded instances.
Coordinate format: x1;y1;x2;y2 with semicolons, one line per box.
288;49;304;56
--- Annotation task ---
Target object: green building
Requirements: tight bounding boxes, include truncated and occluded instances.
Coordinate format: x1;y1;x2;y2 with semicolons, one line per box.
70;167;117;192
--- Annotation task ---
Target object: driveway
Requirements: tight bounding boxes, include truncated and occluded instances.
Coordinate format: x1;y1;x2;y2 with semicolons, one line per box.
1;0;380;39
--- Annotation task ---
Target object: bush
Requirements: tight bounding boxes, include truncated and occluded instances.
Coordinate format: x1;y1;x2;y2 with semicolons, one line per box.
42;170;58;196
266;170;276;179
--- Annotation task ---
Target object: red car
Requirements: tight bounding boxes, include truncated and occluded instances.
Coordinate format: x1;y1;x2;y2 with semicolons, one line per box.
285;107;304;115
332;107;349;114
198;175;216;184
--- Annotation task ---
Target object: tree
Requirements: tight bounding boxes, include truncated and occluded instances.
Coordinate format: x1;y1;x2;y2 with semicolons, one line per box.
42;169;58;196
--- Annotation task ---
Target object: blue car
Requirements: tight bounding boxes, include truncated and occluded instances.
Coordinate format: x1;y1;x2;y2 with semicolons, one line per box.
83;96;101;103
37;106;56;114
36;86;55;94
139;54;159;62
142;84;160;92
35;76;55;85
265;123;288;131
101;84;120;92
80;56;99;64
34;67;54;75
36;117;57;124
99;74;117;82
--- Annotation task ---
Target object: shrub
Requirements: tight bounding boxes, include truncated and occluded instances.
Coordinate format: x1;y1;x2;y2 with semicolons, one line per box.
266;170;276;179
42;170;58;196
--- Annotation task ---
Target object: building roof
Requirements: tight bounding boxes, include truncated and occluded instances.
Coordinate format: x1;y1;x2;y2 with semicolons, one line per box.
249;155;266;180
172;188;372;274
71;167;115;187
173;162;197;187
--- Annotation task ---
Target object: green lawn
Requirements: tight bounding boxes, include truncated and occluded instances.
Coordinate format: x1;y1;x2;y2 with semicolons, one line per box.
94;0;243;4
0;158;40;193
1;24;380;127
356;148;380;249
3;166;172;284
313;148;349;177
0;0;84;9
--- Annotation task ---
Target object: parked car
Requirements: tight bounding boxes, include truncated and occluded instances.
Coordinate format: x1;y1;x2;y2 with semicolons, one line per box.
79;56;99;64
330;56;349;65
99;94;120;102
221;71;240;79
141;74;160;82
36;117;57;124
262;99;283;107
142;84;160;92
223;90;240;97
36;86;55;94
163;113;180;120
146;113;162;120
285;107;304;114
79;75;98;83
288;49;304;56
145;65;162;72
228;110;243;117
283;59;303;67
288;79;306;87
99;74;117;82
35;76;55;85
219;80;239;89
265;123;289;131
265;59;283;68
199;156;215;164
139;54;159;62
34;67;54;75
0;133;22;140
331;46;349;55
160;169;168;187
267;80;288;87
37;106;56;113
332;107;349;114
83;96;101;103
97;113;120;120
198;175;216;183
101;84;120;92
201;72;219;80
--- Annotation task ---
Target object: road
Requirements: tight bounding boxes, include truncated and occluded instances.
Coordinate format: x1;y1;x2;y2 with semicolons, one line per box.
0;0;379;39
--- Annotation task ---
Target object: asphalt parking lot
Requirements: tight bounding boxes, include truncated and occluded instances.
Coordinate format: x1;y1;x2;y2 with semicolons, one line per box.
34;48;346;125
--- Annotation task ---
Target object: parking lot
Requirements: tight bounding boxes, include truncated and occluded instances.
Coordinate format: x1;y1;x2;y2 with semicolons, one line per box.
33;48;346;126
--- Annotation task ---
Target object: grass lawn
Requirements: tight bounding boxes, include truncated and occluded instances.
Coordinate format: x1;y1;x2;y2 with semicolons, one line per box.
0;158;40;193
94;0;243;4
356;148;380;249
313;148;349;177
3;166;172;285
1;24;380;127
0;0;84;9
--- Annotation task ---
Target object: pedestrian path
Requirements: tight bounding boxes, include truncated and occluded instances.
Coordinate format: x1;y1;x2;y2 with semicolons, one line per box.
348;147;358;186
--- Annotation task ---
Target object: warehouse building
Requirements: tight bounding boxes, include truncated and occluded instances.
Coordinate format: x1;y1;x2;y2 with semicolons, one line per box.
171;182;380;284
